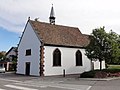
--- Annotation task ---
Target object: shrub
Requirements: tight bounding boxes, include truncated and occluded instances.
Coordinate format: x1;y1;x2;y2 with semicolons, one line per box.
80;69;120;78
94;71;107;78
80;70;96;78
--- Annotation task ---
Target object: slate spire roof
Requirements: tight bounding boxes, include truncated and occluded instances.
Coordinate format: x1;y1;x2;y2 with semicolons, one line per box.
29;20;90;48
49;4;55;24
50;4;55;17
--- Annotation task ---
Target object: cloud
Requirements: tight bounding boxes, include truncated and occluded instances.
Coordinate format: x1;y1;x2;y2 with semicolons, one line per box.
0;0;120;34
0;0;51;33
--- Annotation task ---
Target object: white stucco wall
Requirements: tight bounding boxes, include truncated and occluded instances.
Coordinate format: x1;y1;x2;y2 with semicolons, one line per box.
44;46;92;76
92;60;106;70
16;22;41;76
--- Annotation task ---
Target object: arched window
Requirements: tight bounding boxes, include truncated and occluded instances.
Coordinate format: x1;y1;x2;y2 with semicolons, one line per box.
53;48;61;66
76;50;82;66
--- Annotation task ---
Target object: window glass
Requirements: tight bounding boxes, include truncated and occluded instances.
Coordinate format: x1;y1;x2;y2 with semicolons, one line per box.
53;48;61;66
76;50;82;66
26;49;31;56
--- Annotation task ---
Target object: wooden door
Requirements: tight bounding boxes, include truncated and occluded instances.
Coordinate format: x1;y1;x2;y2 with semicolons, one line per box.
25;62;30;75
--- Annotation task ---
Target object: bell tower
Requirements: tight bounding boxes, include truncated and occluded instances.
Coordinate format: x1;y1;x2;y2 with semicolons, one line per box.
49;4;55;24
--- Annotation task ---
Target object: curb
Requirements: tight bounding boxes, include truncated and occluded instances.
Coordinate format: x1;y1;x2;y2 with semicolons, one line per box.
78;77;120;81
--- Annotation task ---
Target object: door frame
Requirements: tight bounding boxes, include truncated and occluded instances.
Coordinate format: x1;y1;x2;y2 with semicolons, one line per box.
25;62;30;75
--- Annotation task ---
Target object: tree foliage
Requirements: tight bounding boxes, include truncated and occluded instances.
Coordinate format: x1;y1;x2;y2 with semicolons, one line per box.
106;31;120;64
0;51;6;60
85;27;120;70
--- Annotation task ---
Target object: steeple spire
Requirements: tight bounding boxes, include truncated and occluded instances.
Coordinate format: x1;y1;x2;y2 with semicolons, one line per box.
49;4;55;24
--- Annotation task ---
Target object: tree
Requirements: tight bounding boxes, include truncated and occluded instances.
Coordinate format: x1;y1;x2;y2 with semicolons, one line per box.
85;27;109;70
0;51;6;60
86;27;120;70
105;31;120;64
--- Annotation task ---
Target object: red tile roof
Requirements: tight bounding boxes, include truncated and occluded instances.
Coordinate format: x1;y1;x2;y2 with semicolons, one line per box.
29;20;90;48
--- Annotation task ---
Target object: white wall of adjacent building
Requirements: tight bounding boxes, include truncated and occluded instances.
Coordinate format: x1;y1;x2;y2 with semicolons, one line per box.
16;22;41;76
92;60;106;70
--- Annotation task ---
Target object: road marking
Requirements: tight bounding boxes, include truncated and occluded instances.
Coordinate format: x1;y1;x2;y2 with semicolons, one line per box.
14;83;48;88
48;85;82;90
87;86;92;90
0;78;21;83
44;83;91;90
15;82;90;90
0;89;6;90
5;85;38;90
40;86;48;88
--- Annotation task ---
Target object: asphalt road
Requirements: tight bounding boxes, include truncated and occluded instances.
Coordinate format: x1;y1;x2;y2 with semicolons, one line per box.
0;72;120;90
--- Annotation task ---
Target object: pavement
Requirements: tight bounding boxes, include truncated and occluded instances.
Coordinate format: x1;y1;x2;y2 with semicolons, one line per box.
1;72;120;90
37;73;120;81
5;71;120;81
0;72;92;90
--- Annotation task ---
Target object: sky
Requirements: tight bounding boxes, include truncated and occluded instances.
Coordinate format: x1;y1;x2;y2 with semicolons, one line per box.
0;0;120;51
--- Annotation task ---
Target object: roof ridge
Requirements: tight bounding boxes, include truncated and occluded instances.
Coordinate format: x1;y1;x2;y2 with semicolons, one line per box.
29;20;80;30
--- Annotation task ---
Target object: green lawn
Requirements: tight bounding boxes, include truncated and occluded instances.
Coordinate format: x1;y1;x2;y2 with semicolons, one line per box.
108;65;120;69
